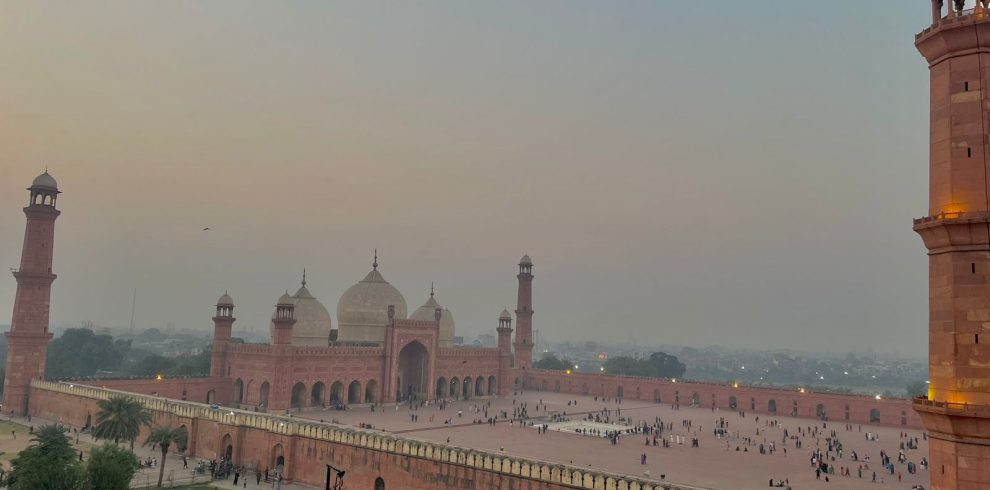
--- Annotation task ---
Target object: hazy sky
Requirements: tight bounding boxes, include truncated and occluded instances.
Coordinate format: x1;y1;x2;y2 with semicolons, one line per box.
0;1;934;355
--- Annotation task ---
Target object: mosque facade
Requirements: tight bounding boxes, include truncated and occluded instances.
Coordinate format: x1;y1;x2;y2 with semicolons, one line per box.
213;252;532;413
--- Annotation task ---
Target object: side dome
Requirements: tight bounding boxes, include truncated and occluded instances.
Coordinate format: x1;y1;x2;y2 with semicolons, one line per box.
269;275;333;346
336;267;407;343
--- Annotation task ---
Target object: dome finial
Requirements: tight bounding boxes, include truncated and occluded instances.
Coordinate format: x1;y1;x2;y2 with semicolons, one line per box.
302;268;307;287
373;248;378;270
430;282;435;298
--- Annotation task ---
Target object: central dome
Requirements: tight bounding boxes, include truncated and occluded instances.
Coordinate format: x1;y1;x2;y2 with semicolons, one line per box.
336;266;407;343
409;289;455;348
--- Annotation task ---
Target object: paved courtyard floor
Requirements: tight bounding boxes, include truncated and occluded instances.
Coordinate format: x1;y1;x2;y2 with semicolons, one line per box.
297;390;931;490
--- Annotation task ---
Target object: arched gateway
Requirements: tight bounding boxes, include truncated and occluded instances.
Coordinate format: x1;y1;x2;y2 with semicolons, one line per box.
397;341;429;401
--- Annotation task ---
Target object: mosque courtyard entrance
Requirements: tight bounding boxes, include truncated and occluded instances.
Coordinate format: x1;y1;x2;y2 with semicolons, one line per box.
397;341;429;401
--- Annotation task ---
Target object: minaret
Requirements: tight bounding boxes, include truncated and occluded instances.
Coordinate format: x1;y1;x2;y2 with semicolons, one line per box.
271;293;296;346
269;293;296;412
496;309;513;396
3;172;60;416
210;293;235;378
914;3;990;488
513;254;534;370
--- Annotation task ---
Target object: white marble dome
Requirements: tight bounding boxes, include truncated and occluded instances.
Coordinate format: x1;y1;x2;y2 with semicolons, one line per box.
269;281;334;346
336;267;407;343
409;291;455;348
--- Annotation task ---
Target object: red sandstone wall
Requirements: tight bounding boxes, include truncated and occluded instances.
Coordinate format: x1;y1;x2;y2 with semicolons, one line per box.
522;369;924;429
95;378;231;405
27;385;662;490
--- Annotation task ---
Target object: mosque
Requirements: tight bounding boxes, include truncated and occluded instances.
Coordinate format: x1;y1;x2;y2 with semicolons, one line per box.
211;249;534;413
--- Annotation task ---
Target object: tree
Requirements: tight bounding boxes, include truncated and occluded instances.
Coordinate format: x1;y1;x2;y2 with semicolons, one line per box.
45;329;130;378
603;356;645;376
133;355;176;376
8;424;84;490
534;354;570;371
137;328;165;342
603;352;686;379
93;395;152;450
144;425;187;488
85;443;138;490
643;352;686;379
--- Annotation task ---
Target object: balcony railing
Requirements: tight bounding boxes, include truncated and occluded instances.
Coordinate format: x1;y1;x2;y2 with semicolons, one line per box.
913;396;990;417
913;211;990;226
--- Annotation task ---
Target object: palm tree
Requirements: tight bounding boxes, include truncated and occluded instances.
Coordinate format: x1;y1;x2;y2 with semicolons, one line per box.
93;395;152;450
143;425;187;488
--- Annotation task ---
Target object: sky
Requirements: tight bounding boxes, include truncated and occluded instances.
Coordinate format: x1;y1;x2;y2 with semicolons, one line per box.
0;1;935;356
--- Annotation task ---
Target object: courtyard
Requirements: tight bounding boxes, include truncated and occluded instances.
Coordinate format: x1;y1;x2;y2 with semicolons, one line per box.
296;390;930;490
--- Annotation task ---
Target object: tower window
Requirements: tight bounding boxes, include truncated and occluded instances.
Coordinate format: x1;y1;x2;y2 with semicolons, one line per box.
965;81;970;91
973;263;977;274
968;148;972;158
977;334;980;344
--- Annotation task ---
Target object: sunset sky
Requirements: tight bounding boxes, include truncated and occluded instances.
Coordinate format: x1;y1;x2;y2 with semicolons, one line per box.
0;2;932;355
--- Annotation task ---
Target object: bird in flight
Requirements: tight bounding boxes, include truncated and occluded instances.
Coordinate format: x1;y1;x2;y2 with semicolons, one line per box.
203;227;211;231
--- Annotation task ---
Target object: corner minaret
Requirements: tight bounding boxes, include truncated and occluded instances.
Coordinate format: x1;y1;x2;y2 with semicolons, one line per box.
3;172;60;415
271;293;296;346
210;293;235;378
513;254;534;371
496;309;513;396
914;3;990;488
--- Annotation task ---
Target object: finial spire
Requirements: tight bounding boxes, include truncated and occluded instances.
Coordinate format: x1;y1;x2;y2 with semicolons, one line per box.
373;248;378;270
302;268;307;287
430;282;435;297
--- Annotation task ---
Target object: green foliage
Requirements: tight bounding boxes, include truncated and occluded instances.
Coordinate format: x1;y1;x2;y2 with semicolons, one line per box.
906;380;928;397
144;425;188;488
133;355;176;376
603;352;686;379
93;395;152;449
534;354;571;371
133;350;210;377
85;443;138;490
8;424;84;490
45;329;131;378
604;356;644;375
137;328;164;342
171;350;211;376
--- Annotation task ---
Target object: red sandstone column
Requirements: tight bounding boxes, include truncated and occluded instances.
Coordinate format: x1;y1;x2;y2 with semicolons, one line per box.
496;310;513;397
915;9;990;489
3;173;60;416
210;293;235;378
513;255;534;373
381;305;397;403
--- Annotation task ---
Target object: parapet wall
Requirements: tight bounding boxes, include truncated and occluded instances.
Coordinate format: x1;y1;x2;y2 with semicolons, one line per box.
28;380;702;490
93;377;231;404
523;369;923;429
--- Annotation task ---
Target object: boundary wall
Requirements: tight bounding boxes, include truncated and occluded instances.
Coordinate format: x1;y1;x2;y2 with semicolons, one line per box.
27;380;704;490
523;369;924;429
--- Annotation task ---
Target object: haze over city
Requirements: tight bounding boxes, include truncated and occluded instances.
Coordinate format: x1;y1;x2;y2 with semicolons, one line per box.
1;1;933;355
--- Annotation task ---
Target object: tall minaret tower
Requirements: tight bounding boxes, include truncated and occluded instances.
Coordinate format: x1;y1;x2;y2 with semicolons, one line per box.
3;172;60;415
915;3;990;488
496;309;513;396
513;254;534;371
210;293;235;378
